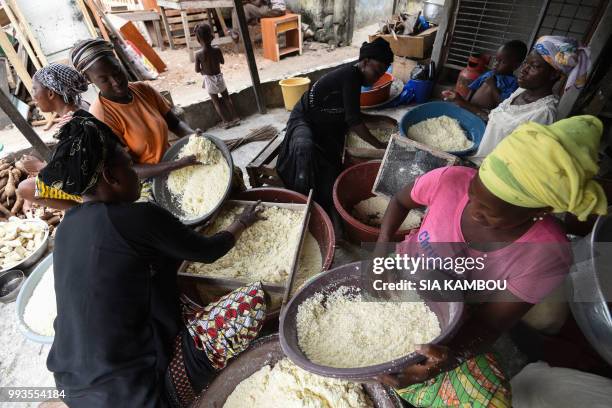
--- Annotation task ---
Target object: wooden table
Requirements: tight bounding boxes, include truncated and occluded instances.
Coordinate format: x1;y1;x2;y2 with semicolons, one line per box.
157;0;234;62
112;10;165;51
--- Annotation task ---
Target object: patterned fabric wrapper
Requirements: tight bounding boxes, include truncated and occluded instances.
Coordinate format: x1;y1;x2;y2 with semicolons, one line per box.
34;176;82;202
38;112;119;196
397;353;511;408
533;36;590;90
182;282;266;370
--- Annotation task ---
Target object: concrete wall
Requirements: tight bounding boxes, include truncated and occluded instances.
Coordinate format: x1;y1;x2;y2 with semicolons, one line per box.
353;0;394;30
181;59;355;131
287;0;338;42
285;0;352;45
397;0;427;15
16;0;92;62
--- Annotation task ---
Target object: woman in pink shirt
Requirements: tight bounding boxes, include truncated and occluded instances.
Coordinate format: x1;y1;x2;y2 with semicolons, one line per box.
376;116;607;407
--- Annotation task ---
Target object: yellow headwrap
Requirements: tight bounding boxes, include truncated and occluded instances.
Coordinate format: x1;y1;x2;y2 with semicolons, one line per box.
479;115;607;221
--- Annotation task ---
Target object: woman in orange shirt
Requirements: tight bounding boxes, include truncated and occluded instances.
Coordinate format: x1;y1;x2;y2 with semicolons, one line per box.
70;39;198;180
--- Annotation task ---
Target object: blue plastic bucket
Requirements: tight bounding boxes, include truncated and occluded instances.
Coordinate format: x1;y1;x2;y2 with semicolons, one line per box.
407;79;433;103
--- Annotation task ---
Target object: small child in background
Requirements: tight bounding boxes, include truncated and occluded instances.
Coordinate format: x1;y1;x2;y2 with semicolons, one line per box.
468;40;528;108
443;40;528;116
194;23;240;128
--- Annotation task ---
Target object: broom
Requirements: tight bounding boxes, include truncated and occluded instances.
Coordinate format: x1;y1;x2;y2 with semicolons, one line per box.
224;125;279;151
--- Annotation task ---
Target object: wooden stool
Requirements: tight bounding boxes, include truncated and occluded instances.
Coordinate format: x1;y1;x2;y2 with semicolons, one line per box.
246;135;285;187
261;13;302;62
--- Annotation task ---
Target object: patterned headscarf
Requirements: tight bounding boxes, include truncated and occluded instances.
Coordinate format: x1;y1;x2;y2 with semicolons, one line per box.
32;63;88;105
479;115;607;221
70;38;115;74
38;112;119;195
534;36;590;90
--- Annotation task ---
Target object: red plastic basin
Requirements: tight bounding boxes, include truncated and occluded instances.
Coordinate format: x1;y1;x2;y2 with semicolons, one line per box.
360;72;393;107
333;161;411;244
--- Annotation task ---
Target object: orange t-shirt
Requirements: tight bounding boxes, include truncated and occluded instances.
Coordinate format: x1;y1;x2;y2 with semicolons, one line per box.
90;82;171;164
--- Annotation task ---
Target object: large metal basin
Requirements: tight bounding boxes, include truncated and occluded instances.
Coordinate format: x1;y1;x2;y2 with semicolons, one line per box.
153;134;233;226
198;334;403;407
570;208;612;365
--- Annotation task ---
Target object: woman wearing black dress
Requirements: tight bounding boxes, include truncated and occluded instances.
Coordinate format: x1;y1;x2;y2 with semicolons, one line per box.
277;38;395;211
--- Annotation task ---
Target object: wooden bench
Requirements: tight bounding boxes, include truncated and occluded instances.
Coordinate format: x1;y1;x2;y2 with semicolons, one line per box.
246;135;284;187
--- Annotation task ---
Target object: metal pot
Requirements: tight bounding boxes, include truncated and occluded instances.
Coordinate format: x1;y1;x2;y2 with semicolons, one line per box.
423;0;445;25
198;334;404;407
153;134;234;226
569;208;612;365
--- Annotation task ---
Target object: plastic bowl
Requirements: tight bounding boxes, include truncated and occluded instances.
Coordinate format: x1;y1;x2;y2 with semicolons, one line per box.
15;253;54;344
399;101;486;157
333;161;412;244
153;134;234;226
279;262;464;380
360;72;394;107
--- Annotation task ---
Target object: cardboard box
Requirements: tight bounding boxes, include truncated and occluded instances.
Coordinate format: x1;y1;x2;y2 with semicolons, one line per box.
392;56;431;83
369;27;438;59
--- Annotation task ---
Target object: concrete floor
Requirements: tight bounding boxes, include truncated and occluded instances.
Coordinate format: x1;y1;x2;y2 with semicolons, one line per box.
0;92;529;406
0;108;292;406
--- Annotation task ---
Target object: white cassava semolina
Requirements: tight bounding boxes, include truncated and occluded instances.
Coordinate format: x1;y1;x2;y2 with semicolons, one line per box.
346;128;398;149
352;196;423;230
407;115;472;151
297;286;440;368
223;358;373;408
186;204;322;285
23;265;56;337
167;136;230;219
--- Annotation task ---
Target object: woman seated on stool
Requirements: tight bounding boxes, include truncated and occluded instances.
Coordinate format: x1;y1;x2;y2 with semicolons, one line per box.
375;115;607;407
47;129;266;408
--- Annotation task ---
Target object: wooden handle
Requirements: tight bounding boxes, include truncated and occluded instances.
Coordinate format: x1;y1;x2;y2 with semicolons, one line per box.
282;189;313;305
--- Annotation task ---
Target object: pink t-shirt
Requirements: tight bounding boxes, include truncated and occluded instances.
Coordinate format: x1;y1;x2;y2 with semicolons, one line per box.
397;166;571;303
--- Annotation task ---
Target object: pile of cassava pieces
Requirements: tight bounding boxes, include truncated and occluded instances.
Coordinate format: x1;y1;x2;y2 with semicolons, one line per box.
0;157;63;232
0;158;26;218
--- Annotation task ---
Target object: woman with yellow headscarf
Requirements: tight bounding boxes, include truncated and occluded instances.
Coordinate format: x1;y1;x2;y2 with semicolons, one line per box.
375;115;606;407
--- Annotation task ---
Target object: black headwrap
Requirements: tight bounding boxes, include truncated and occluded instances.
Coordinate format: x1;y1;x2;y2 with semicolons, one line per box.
359;37;394;65
39;111;119;195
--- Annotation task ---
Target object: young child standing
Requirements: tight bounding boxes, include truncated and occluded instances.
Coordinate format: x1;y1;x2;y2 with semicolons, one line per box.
194;23;240;128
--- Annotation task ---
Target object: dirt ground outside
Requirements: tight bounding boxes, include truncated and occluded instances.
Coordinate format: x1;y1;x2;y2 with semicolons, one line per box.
0;25;375;156
146;25;375;107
